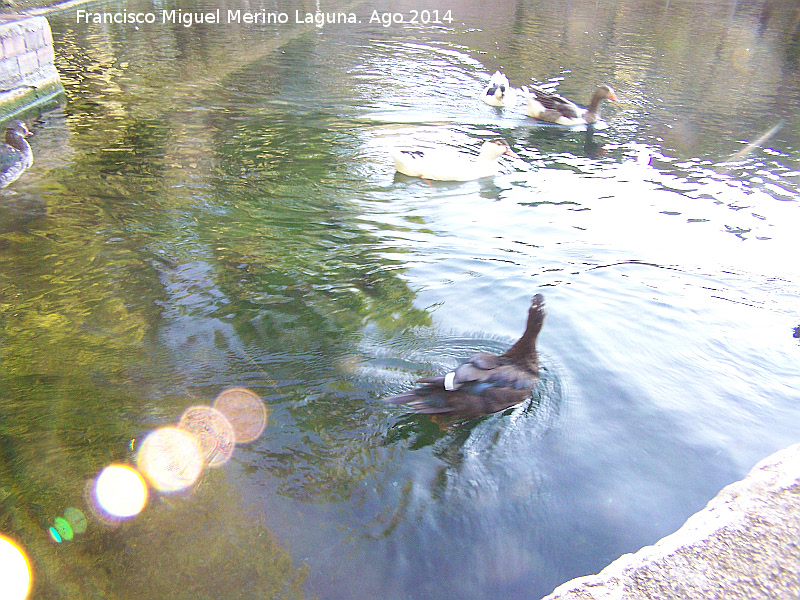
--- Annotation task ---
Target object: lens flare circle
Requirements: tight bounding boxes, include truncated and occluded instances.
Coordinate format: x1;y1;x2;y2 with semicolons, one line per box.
136;426;204;492
63;507;88;534
0;534;32;600
178;405;236;468
94;464;148;518
213;387;268;443
53;517;73;542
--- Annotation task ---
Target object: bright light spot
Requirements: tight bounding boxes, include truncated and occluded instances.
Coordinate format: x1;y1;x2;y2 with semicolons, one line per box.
213;387;268;444
0;534;32;600
178;406;236;468
137;427;204;492
94;464;148;518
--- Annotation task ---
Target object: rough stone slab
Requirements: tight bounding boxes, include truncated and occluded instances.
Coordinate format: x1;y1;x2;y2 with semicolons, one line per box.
2;33;26;59
24;26;46;51
17;49;39;75
542;443;800;600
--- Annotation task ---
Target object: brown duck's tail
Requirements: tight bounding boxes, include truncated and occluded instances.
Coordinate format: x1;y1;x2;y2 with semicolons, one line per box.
382;384;454;415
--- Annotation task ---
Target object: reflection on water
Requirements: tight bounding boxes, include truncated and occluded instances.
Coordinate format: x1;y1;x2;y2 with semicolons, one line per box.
1;0;800;599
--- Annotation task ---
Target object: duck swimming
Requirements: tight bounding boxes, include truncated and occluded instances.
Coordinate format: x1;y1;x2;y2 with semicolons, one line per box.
481;71;518;108
0;120;33;188
391;138;517;182
527;84;617;126
384;294;546;420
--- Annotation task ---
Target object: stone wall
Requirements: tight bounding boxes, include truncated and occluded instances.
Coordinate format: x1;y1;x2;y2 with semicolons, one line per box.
541;443;800;600
0;14;63;119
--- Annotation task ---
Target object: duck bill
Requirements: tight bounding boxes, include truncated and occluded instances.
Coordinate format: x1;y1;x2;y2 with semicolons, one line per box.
608;91;619;102
505;149;520;159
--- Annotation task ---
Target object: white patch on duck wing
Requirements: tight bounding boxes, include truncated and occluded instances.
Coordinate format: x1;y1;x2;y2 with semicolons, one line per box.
444;371;457;391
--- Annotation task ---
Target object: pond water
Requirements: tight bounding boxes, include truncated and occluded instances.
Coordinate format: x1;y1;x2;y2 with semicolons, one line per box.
2;0;800;598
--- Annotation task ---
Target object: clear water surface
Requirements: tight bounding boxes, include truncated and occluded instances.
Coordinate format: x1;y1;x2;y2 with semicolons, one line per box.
1;0;799;598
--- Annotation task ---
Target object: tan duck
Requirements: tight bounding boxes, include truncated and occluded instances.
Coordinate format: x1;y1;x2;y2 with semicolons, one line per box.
527;84;617;126
0;120;33;188
384;294;545;419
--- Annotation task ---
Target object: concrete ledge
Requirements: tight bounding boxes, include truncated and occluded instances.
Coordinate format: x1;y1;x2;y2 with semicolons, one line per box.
542;443;800;600
0;14;63;120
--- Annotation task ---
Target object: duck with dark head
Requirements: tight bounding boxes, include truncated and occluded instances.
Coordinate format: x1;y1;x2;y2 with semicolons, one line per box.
384;294;546;420
1;120;34;188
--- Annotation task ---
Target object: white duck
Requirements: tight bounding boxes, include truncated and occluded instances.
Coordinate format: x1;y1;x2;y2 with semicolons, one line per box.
391;139;517;181
481;71;520;108
527;84;618;126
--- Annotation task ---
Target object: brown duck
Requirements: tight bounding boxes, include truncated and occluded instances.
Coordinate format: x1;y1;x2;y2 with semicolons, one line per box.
527;84;617;126
384;294;545;419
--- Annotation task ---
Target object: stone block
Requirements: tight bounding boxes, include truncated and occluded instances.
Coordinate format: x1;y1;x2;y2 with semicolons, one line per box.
2;34;25;59
37;45;54;68
17;51;39;76
24;28;45;51
0;56;21;85
42;22;52;46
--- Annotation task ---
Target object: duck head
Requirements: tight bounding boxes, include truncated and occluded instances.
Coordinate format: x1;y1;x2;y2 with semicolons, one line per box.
5;120;33;145
484;71;511;104
597;85;618;102
9;120;32;136
485;83;506;102
585;85;617;124
479;138;519;160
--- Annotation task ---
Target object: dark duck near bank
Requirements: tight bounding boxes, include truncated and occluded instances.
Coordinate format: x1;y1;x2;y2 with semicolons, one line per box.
385;294;546;419
0;120;34;189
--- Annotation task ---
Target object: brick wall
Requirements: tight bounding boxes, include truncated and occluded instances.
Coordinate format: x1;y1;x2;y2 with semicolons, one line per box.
0;15;62;118
0;15;58;89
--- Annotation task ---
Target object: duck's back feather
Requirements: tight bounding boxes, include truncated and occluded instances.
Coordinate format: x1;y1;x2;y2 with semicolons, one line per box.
530;87;583;118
